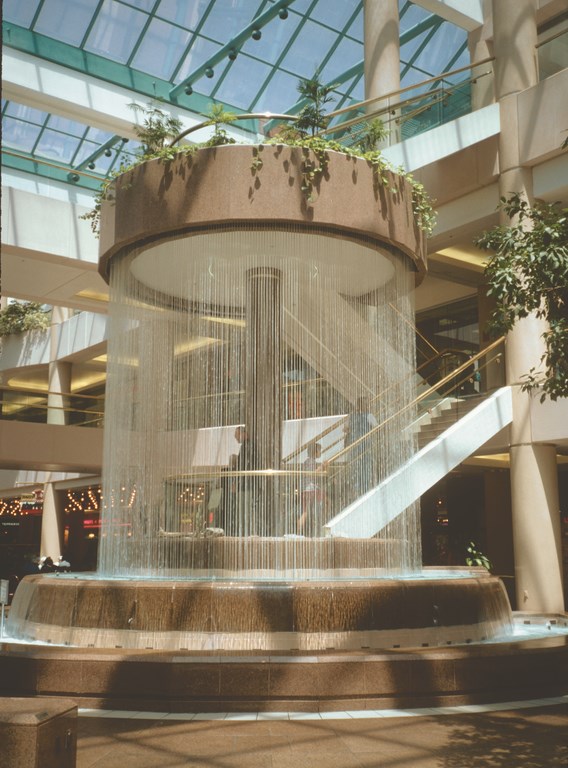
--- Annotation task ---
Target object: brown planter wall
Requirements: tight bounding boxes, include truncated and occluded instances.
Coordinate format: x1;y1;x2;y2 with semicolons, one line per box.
99;144;426;282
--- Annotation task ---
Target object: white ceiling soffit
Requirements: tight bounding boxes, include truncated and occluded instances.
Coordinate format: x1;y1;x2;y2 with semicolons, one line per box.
413;0;484;31
1;49;246;144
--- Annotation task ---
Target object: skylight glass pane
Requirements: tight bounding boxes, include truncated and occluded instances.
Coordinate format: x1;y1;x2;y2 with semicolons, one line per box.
199;0;256;42
156;0;203;29
46;115;88;137
130;18;192;80
34;0;98;47
3;0;41;26
35;130;81;162
120;0;156;10
280;20;340;78
320;36;362;84
84;0;148;63
4;103;48;125
174;35;221;84
403;24;466;77
342;73;364;102
73;140;102;166
346;8;363;39
2;117;43;153
86;126;116;144
240;14;302;64
400;2;431;29
310;0;360;31
288;0;315;13
252;68;304;113
213;57;272;110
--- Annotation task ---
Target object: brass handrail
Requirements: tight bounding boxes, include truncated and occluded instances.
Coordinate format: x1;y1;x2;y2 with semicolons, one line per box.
170;113;297;147
0;385;104;402
319;70;492;140
389;301;439;357
536;27;568;48
322;56;495;122
162;339;505;485
327;336;505;467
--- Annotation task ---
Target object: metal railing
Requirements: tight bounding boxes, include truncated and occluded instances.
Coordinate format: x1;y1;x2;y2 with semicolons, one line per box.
0;386;104;428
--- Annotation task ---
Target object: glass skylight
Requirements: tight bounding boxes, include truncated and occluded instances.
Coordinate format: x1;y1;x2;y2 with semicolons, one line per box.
2;0;470;186
3;0;467;114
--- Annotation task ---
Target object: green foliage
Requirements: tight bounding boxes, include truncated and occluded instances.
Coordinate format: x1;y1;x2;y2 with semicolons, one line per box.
80;103;196;235
204;103;237;147
475;193;568;401
266;135;344;201
0;301;51;336
82;97;436;241
353;118;389;153
465;541;492;571
294;72;338;136
264;132;436;235
129;103;183;155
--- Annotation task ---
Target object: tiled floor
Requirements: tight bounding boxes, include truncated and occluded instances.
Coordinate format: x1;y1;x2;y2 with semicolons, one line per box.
77;697;568;768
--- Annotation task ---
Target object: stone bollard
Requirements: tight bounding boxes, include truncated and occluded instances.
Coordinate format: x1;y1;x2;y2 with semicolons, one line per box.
0;697;77;768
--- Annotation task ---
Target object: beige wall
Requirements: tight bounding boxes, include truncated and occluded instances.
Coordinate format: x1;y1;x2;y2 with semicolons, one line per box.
0;421;103;474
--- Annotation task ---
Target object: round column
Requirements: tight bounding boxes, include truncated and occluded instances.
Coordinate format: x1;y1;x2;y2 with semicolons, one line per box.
492;0;538;98
468;25;495;110
40;481;62;560
47;307;72;425
363;0;400;143
492;0;564;612
245;267;282;535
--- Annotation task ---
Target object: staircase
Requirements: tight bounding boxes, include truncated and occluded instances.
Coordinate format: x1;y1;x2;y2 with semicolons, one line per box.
416;394;484;450
323;386;513;539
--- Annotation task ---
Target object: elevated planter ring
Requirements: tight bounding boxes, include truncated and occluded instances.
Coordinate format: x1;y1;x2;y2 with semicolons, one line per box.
98;144;427;286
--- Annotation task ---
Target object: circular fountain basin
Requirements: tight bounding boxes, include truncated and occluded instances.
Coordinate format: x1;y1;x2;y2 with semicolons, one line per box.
7;569;511;651
2;570;567;712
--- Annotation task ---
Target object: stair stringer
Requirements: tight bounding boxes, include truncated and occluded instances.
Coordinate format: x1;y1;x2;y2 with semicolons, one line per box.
323;386;513;539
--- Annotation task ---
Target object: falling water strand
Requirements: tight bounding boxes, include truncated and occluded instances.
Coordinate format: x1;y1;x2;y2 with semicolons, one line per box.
98;224;420;579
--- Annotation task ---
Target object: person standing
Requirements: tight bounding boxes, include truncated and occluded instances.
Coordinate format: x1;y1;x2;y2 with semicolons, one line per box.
344;396;378;497
234;426;259;536
297;442;326;537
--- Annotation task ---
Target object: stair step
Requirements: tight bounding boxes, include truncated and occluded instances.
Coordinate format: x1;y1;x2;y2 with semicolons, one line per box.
418;397;485;447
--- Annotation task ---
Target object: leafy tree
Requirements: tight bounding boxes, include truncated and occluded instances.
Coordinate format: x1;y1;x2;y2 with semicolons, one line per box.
0;301;51;336
475;193;568;400
294;72;337;136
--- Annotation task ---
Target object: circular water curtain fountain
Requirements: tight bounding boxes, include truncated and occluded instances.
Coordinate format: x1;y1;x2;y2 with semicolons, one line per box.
98;143;426;593
7;145;546;713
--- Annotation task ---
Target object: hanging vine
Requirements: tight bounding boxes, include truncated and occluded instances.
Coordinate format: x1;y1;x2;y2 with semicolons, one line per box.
81;96;436;239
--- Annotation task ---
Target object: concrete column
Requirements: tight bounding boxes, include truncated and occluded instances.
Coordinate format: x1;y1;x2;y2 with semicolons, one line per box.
47;361;72;425
245;267;282;535
492;0;538;98
40;481;63;560
492;0;563;612
245;267;283;470
47;306;72;425
136;318;175;534
468;1;495;110
363;0;400;143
